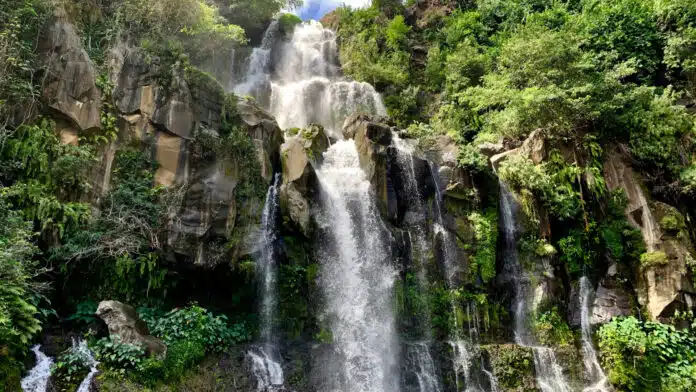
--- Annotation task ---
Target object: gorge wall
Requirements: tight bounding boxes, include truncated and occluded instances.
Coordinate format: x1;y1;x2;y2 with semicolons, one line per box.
6;1;696;392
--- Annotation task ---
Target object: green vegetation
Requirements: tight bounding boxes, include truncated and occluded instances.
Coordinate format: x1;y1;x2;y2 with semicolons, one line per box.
599;316;696;392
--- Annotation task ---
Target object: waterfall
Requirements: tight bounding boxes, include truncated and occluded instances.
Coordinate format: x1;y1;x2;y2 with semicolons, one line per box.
234;21;386;135
248;174;286;392
394;136;442;392
429;164;497;392
314;140;399;392
580;277;611;392
499;183;572;392
21;346;53;392
73;338;99;392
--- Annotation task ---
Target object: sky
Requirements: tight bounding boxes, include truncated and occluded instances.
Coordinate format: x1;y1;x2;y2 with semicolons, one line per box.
292;0;372;20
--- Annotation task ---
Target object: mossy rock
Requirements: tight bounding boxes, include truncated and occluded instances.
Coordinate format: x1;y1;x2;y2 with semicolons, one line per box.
483;344;538;392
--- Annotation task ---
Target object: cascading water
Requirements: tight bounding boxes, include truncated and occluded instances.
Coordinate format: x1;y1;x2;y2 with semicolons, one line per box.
21;346;53;392
73;338;99;392
314;140;399;392
499;183;571;392
248;174;286;392
394;136;442;392
580;277;611;392
429;164;497;392
235;21;386;135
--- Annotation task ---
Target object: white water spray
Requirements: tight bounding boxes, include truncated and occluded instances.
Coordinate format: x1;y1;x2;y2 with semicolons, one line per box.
235;21;386;136
248;174;286;391
580;277;611;392
499;183;572;392
73;339;99;392
315;140;399;392
21;346;53;392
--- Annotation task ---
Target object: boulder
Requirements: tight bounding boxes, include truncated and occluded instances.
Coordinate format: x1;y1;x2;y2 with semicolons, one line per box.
477;141;505;157
278;125;328;235
96;301;166;357
40;8;101;131
490;130;546;171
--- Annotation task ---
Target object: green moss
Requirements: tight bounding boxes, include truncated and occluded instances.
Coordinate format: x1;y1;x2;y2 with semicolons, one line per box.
640;251;669;267
315;328;333;343
484;344;536;391
534;307;573;346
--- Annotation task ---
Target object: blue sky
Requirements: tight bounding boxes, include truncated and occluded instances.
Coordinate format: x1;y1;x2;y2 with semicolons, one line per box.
292;0;372;20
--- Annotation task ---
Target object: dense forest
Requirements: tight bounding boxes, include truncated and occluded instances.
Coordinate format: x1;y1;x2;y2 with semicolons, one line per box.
2;0;696;391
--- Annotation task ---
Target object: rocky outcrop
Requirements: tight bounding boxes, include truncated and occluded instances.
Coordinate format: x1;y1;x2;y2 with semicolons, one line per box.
96;301;166;356
604;151;696;320
592;264;633;325
278;125;328;235
40;8;101;132
490;130;546;171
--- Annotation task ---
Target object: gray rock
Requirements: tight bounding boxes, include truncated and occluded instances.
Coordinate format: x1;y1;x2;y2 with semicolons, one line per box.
96;301;166;357
477;141;505;157
40;8;101;131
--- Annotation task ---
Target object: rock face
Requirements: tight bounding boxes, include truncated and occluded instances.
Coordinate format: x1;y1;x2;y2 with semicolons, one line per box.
40;8;101;132
96;301;166;356
592;264;633;325
279;125;328;235
604;151;696;320
489;129;546;171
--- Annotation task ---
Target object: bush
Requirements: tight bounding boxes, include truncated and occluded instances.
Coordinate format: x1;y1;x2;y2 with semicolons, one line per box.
534;307;573;346
640;251;669;267
91;337;146;374
598;317;696;392
147;305;250;352
162;340;206;381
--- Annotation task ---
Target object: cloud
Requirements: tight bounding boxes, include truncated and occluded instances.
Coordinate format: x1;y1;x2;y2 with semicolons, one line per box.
291;0;372;21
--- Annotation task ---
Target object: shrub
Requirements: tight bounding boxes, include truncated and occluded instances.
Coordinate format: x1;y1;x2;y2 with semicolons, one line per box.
91;337;146;374
161;339;206;381
534;307;573;346
640;251;669;267
148;305;250;352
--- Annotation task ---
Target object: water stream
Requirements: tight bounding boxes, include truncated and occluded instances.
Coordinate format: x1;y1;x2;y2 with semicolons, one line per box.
429;164;497;392
235;21;385;137
248;173;285;392
21;345;53;392
315;140;399;392
73;339;99;392
580;277;611;392
499;183;572;392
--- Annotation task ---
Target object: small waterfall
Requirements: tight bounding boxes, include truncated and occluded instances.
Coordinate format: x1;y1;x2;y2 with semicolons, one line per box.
405;342;441;392
499;183;572;392
235;21;386;136
394;137;442;392
73;339;99;392
580;277;611;392
429;164;496;392
21;345;53;392
315;140;399;392
248;174;286;391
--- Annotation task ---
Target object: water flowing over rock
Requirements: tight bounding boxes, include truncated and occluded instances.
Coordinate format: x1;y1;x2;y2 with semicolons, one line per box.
235;21;386;136
604;151;696;319
499;183;572;392
314;140;399;392
579;277;612;392
21;346;53;392
248;174;287;391
73;339;99;392
96;300;166;356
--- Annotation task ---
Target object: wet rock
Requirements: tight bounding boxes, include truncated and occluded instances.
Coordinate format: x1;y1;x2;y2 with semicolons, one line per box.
279;125;327;235
40;8;101;131
96;301;166;357
592;264;633;325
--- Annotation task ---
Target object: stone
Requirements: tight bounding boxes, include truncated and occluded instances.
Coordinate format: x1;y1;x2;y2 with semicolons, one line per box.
40;8;101;132
519;129;546;164
477;141;505;157
591;264;632;325
279;126;326;235
96;301;166;356
490;148;520;172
